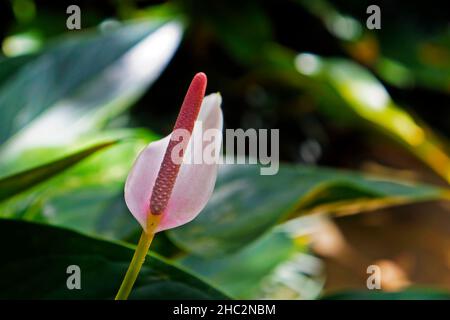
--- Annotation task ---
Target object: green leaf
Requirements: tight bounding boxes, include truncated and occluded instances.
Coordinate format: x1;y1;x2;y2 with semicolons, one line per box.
0;219;228;299
181;225;324;299
322;288;450;300
0;129;156;241
25;137;149;240
0;54;35;87
169;164;446;257
0;19;183;156
0;140;116;202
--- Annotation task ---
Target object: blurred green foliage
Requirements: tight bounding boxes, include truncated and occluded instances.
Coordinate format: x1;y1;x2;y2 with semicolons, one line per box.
0;0;449;299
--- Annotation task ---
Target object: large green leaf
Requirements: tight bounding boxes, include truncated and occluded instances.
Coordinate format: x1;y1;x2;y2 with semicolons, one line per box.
0;19;182;157
0;140;116;202
169;164;446;257
0;219;228;299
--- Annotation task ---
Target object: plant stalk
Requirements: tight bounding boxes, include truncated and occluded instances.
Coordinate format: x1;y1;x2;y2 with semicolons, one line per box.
115;214;161;300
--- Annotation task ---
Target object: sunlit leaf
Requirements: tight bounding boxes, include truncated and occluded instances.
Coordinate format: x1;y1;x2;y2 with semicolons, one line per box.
295;55;450;182
0;140;116;202
0;19;183;157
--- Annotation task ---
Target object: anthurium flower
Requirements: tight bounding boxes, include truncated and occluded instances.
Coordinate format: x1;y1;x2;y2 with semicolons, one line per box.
116;73;223;300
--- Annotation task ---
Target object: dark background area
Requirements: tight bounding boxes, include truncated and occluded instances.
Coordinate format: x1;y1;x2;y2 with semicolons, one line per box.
2;0;448;169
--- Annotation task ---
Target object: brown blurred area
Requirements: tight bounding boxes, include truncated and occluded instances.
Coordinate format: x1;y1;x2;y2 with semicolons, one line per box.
312;138;450;293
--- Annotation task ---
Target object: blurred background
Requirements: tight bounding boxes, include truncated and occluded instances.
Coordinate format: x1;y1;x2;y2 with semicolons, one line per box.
0;0;449;299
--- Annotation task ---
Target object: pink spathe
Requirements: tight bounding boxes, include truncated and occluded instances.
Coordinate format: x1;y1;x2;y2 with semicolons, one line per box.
124;73;223;232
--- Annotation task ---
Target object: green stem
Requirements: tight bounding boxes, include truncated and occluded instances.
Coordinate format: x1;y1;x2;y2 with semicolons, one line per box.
115;230;155;300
